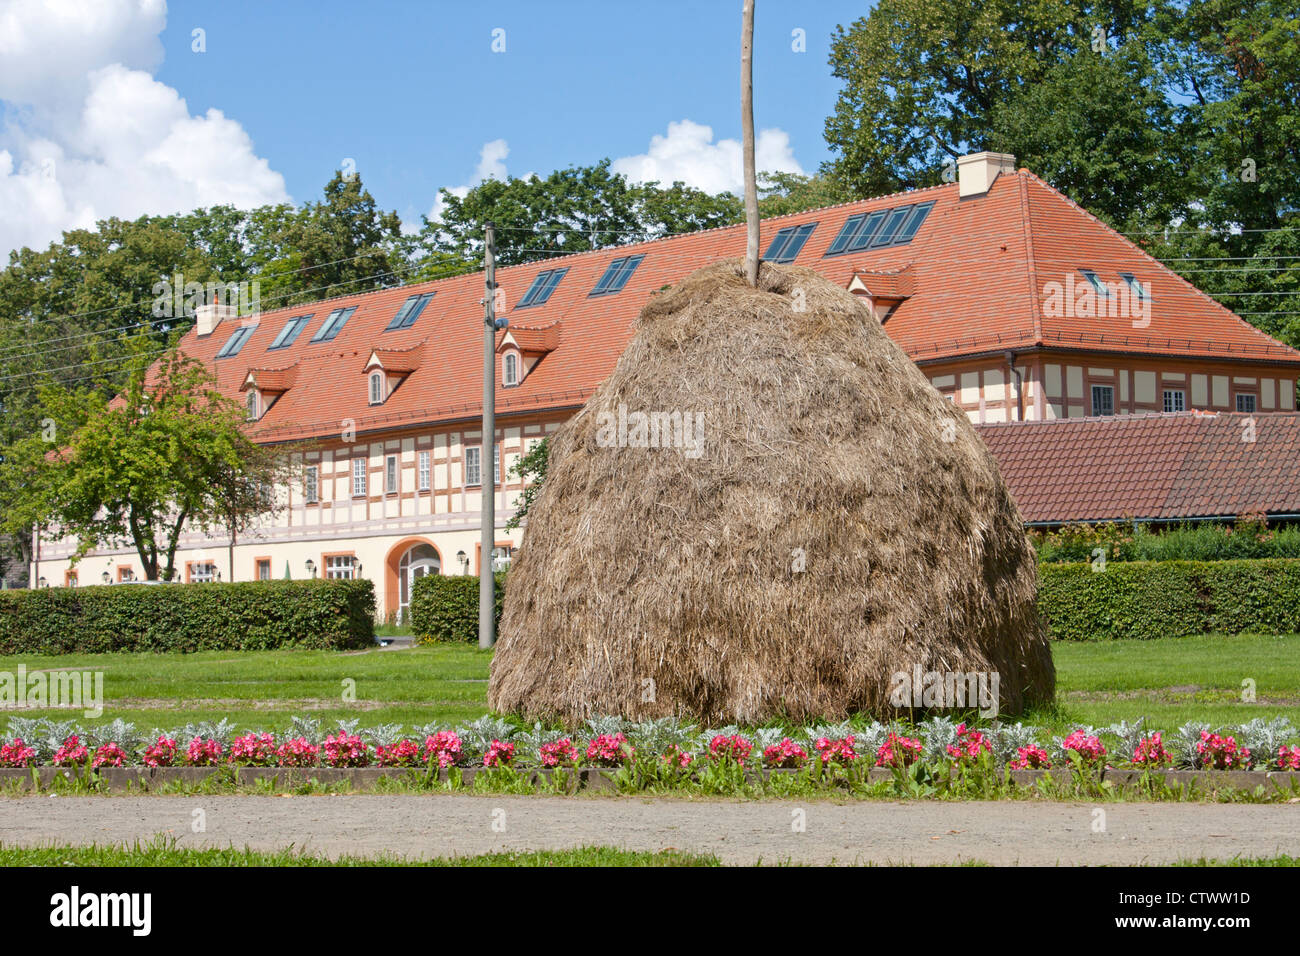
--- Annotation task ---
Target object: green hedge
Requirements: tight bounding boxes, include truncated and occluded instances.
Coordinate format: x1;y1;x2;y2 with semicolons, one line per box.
0;578;375;654
1037;559;1300;640
410;573;506;644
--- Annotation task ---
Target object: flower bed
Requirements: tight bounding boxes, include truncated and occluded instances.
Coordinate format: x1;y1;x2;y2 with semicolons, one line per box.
2;715;1298;792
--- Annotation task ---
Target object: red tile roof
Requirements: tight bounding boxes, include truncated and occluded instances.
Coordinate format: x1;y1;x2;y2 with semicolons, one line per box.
976;412;1300;523
176;169;1300;444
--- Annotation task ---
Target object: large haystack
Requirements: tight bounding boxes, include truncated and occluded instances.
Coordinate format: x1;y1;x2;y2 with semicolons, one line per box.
488;260;1053;724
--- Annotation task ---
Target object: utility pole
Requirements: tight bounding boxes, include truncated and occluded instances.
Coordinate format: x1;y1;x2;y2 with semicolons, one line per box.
480;222;498;649
741;0;759;287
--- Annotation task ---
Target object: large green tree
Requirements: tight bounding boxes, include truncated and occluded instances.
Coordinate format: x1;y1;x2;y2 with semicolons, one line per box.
35;342;282;581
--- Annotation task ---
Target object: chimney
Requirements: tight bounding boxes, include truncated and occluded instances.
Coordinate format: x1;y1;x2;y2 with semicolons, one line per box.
193;302;237;337
957;151;1016;198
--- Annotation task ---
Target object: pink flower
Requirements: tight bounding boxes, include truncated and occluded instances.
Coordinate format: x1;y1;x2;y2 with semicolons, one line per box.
424;731;463;769
1132;732;1171;766
322;732;369;768
52;735;89;767
1061;729;1107;765
763;738;808;769
875;733;922;768
483;739;515;768
538;738;577;768
91;742;127;768
228;732;277;766
584;733;633;767
375;739;422;768
1008;745;1052;770
1274;745;1300;771
143;735;178;768
661;744;694;768
185;738;223;766
945;724;992;764
276;737;321;767
1195;731;1250;770
0;738;36;768
708;734;752;766
815;735;857;765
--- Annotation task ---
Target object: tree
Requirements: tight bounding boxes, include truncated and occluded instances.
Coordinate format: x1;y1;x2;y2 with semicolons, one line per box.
504;437;549;533
416;160;741;271
37;341;282;581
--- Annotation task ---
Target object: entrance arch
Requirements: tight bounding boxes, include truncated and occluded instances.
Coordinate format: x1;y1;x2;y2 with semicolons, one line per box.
385;538;442;624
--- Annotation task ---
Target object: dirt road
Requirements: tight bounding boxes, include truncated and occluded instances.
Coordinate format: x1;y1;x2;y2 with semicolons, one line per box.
3;795;1298;864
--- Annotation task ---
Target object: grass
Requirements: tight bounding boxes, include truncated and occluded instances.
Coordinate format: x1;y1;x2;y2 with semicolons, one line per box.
0;836;720;867
2;632;1298;736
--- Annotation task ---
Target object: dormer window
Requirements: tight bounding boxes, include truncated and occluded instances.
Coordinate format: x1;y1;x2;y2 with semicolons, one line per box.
369;372;386;405
503;352;519;387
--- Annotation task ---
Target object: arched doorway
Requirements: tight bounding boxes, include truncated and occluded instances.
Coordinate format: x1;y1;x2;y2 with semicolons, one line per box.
390;541;441;624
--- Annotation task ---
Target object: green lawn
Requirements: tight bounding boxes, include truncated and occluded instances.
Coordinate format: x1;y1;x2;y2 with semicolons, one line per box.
2;633;1298;735
0;837;719;867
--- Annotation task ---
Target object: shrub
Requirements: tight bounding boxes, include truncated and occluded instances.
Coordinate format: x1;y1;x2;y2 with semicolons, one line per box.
0;579;375;654
1037;559;1300;640
410;573;506;644
1031;517;1300;563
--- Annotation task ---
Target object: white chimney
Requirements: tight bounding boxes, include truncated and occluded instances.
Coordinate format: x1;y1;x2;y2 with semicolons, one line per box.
194;303;237;337
957;151;1016;198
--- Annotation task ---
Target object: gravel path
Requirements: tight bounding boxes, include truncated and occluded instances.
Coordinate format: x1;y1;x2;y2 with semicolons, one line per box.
3;795;1299;864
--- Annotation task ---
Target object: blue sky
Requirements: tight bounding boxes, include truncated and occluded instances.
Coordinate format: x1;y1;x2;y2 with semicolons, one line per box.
158;1;872;221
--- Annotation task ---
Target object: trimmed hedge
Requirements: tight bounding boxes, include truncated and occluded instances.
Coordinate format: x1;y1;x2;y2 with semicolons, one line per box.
0;578;375;654
1037;559;1300;640
411;562;1300;644
410;573;506;644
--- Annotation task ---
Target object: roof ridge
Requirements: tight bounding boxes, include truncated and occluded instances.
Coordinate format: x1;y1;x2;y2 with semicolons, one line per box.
1016;171;1044;344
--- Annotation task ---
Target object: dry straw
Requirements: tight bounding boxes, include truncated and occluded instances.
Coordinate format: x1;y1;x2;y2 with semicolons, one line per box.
488;260;1053;724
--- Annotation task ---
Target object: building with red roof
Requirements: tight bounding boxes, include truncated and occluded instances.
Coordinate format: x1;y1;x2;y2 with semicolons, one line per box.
33;153;1300;619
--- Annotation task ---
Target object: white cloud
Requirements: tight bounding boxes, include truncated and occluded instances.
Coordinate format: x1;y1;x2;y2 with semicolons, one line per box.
612;119;804;195
427;138;510;224
0;0;288;258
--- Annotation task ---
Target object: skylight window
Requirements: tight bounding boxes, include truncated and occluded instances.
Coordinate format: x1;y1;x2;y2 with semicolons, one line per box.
825;201;931;257
385;293;434;331
894;202;934;244
1118;272;1149;299
313;306;356;342
590;255;645;296
518;268;568;308
268;314;313;350
871;205;915;247
762;223;817;263
1079;269;1110;297
216;325;255;358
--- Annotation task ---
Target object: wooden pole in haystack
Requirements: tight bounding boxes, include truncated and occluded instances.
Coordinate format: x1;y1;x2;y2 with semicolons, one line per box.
480;221;497;649
741;0;758;287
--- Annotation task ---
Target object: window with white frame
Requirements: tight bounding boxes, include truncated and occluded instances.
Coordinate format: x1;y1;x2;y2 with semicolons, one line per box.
418;450;430;491
385;454;398;494
1163;389;1185;413
503;352;519;387
325;555;356;579
1091;384;1115;416
369;372;385;405
305;465;319;504
465;446;482;486
352;457;367;497
190;562;217;583
1236;393;1257;413
494;445;501;484
247;391;259;421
